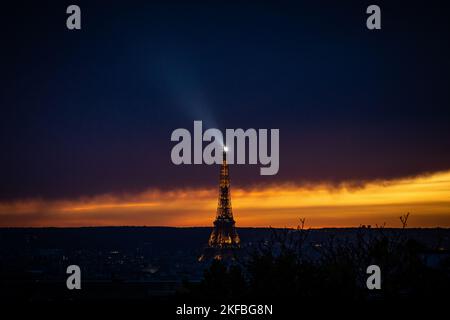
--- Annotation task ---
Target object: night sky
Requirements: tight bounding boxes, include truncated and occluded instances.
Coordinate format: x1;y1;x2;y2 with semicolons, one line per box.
1;0;450;225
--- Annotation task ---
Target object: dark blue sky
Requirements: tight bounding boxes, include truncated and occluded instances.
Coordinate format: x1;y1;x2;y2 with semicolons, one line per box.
1;0;450;200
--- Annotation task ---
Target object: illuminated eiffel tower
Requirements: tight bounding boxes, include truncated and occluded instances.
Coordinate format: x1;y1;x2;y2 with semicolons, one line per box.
199;147;240;261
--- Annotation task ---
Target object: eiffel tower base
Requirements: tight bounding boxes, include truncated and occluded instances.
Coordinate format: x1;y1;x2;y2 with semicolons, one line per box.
198;246;240;262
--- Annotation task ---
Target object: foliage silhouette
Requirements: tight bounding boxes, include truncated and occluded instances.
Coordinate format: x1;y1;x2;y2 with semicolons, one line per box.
183;216;450;301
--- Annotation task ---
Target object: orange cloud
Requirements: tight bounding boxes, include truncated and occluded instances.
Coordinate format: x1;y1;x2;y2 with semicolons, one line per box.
1;171;449;228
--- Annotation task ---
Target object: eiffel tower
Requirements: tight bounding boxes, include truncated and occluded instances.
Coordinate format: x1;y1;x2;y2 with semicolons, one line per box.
199;147;240;261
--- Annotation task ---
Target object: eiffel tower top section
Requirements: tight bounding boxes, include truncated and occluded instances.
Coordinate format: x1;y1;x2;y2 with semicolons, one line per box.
216;147;234;220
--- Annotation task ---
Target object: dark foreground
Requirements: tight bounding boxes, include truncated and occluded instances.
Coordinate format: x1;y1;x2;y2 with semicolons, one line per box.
0;226;449;316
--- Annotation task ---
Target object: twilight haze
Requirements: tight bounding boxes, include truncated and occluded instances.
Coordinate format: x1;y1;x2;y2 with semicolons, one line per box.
1;1;449;227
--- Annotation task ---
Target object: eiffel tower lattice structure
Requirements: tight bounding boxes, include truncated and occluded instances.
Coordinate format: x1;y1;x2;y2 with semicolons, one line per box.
199;147;240;261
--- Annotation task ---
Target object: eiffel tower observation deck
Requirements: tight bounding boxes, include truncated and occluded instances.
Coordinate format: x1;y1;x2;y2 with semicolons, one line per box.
199;146;240;261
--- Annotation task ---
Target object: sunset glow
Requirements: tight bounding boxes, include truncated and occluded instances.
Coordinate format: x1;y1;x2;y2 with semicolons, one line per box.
1;170;449;228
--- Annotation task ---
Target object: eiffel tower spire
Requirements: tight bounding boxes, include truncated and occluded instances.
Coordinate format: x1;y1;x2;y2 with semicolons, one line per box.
200;147;240;261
